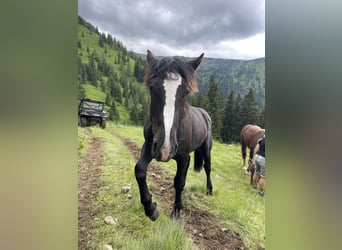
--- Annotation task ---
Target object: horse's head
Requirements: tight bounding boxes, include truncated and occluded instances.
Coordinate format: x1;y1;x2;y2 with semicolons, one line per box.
144;50;204;161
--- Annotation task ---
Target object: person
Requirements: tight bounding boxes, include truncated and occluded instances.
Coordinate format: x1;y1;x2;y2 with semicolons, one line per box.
252;136;265;197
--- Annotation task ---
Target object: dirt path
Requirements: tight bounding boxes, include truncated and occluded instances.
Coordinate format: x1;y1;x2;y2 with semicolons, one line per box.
116;135;247;250
78;136;104;249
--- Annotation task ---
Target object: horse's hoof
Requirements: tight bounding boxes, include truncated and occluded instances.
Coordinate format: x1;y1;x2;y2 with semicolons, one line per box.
206;190;213;196
170;209;180;220
149;206;160;221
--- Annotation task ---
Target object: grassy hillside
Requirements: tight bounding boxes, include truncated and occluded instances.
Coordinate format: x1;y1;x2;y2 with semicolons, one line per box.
78;22;135;76
78;124;265;249
78;16;150;125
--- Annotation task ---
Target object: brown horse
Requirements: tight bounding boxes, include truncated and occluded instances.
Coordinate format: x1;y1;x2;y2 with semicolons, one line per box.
240;124;265;183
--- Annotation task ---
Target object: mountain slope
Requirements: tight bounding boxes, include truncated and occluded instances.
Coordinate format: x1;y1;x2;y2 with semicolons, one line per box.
77;16;265;126
197;57;265;107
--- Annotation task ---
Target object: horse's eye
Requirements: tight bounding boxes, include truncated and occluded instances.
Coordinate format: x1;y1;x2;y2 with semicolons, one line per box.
181;85;190;96
185;86;191;95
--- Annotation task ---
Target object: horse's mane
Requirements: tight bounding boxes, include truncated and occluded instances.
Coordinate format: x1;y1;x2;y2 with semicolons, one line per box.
144;57;198;94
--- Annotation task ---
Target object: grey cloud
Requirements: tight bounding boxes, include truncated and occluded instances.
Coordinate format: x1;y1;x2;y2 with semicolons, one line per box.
78;0;264;58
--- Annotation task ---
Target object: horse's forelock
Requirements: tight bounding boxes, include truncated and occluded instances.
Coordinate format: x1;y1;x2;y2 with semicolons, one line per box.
143;57;198;93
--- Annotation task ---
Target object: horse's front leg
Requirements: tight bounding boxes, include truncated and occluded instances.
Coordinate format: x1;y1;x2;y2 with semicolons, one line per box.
171;155;190;219
135;142;159;221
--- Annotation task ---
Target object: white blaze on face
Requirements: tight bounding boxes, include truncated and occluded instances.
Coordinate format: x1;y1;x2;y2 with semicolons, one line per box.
161;72;182;160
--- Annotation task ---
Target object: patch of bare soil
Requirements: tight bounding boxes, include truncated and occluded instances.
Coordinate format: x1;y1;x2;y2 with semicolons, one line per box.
116;135;247;250
78;136;104;249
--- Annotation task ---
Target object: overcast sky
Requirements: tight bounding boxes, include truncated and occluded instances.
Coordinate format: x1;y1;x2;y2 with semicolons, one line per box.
78;0;264;60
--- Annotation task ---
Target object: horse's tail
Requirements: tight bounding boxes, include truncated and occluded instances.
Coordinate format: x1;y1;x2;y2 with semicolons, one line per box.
241;142;246;159
194;149;203;172
240;131;246;153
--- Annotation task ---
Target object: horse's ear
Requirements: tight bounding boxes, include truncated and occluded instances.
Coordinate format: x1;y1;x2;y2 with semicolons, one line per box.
188;53;204;71
147;50;157;65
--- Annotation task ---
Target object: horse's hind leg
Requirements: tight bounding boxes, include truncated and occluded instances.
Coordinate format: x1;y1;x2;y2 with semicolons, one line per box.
249;148;254;168
135;142;159;221
194;148;203;172
202;142;213;195
171;155;190;219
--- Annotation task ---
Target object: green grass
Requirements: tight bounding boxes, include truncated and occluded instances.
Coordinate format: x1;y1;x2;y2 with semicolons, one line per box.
83;84;106;102
79;126;192;249
78;124;265;249
109;124;265;249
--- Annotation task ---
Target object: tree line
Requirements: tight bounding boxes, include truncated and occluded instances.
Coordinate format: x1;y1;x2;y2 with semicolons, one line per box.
78;48;264;143
189;75;265;143
77;16;264;142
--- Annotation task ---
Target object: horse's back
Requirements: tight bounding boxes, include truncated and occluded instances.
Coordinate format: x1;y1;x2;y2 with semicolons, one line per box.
240;124;264;148
191;106;211;124
189;106;211;133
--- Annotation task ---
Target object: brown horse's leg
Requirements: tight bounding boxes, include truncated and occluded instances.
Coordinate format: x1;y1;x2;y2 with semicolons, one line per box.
171;155;190;219
135;142;159;221
248;148;254;168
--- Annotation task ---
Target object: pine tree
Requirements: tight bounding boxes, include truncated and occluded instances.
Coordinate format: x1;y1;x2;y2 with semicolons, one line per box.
130;106;139;125
86;55;98;86
109;101;120;121
98;34;105;47
78;56;85;84
139;97;150;125
221;91;235;143
233;94;243;142
100;77;106;92
241;88;260;126
258;105;265;128
110;83;122;103
107;34;113;45
105;93;111;106
134;57;145;83
191;92;208;110
126;62;132;77
206;75;222;140
78;81;86;100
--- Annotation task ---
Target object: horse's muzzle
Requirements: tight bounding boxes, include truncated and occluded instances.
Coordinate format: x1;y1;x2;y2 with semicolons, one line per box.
152;142;178;162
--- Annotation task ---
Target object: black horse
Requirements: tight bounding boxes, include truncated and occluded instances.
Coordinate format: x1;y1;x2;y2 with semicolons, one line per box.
134;50;213;221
